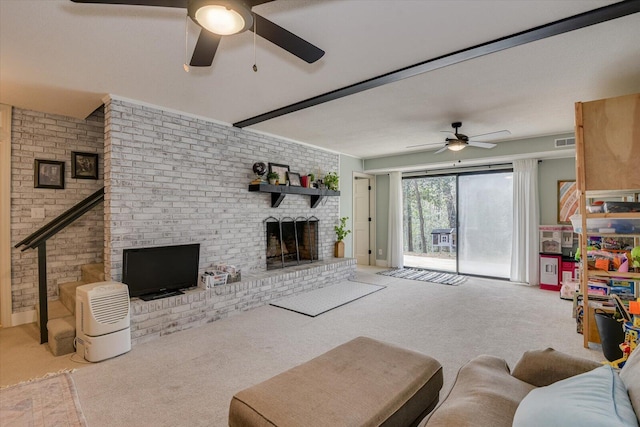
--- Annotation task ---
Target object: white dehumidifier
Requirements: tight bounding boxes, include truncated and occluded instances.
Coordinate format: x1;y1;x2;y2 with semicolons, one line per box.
76;281;131;362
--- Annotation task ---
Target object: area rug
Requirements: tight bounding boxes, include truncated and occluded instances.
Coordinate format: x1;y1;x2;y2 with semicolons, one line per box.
270;281;385;317
0;371;86;427
378;268;467;285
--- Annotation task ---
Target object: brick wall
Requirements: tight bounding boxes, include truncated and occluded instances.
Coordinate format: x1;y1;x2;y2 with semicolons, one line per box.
104;97;340;281
10;107;104;312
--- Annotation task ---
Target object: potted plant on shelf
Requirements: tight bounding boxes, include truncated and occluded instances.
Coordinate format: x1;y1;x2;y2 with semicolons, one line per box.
334;217;351;258
324;172;339;191
267;171;279;185
308;173;315;188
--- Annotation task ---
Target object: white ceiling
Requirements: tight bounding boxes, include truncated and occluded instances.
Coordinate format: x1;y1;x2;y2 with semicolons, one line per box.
1;0;639;159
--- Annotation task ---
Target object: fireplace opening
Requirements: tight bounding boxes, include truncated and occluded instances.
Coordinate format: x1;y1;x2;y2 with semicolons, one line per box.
265;216;319;270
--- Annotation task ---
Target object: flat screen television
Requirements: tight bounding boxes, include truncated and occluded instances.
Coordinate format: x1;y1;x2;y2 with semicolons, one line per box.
122;243;200;301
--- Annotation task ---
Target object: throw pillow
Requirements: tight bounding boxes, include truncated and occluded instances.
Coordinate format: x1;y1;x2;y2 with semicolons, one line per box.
512;364;638;427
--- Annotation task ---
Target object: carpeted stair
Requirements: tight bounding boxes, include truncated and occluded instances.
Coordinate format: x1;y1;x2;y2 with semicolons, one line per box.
47;263;105;356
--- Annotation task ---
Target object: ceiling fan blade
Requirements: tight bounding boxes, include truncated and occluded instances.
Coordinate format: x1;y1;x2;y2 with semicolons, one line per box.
70;0;186;6
190;29;221;67
467;141;497;149
468;129;511;140
252;13;324;63
406;142;443;149
246;0;276;6
434;146;449;154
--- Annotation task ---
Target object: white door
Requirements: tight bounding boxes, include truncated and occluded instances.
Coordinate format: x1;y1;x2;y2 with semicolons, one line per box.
353;177;370;265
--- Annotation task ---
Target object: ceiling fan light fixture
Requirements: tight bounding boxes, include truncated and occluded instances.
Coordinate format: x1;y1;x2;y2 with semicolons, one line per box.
447;140;466;151
191;1;253;36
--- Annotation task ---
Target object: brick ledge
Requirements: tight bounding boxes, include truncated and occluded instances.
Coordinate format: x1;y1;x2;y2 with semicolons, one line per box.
129;258;356;345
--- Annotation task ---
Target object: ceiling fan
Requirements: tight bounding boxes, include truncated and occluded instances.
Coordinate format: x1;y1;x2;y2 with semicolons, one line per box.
70;0;325;67
407;122;511;154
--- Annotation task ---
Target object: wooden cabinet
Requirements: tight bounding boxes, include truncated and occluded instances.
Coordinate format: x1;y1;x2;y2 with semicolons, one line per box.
575;92;640;347
578;93;640;192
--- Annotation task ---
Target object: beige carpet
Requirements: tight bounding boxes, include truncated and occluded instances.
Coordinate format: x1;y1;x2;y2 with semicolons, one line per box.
0;372;86;427
0;322;89;388
2;266;605;426
68;266;604;427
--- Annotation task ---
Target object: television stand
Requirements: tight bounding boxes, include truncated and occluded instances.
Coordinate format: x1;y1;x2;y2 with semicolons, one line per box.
139;289;184;301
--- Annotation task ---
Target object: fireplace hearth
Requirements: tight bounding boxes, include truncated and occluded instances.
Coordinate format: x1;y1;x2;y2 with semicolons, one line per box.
265;216;320;270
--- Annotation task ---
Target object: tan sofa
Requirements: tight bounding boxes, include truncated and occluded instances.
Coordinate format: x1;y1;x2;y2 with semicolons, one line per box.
421;346;640;426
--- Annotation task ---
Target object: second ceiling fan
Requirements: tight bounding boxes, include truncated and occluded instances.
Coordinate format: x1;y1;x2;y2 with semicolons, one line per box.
408;122;511;154
70;0;325;67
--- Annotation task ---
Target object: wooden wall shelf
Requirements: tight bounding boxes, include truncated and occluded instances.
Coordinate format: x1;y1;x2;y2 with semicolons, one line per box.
248;184;340;208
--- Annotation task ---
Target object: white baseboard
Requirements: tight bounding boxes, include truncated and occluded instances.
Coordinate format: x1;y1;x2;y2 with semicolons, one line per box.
376;259;389;268
12;310;36;326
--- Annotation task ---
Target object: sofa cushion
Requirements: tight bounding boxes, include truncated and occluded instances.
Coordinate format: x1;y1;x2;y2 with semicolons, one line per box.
421;355;535;427
620;346;640;419
511;348;600;387
513;365;638;427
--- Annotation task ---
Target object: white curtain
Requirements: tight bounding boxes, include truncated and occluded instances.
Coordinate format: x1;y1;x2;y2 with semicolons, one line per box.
388;172;404;268
510;159;539;284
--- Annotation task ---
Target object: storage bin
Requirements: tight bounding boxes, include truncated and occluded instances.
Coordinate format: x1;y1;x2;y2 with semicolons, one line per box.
604;202;640;213
595;310;625;361
570;214;640;234
199;271;229;289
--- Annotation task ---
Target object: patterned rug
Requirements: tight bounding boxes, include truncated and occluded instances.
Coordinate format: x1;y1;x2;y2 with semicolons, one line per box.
270;280;385;317
378;268;467;286
0;371;86;427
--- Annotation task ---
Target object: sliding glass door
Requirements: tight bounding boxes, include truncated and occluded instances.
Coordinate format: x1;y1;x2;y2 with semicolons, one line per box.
402;170;513;279
458;172;513;278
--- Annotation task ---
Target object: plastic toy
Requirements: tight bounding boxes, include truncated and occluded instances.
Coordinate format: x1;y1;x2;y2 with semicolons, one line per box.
629;298;640;328
608;326;638;369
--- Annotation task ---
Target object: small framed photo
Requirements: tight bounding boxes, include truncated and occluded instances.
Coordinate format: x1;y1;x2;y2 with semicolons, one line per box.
268;163;290;183
71;151;99;180
34;159;65;189
287;172;302;186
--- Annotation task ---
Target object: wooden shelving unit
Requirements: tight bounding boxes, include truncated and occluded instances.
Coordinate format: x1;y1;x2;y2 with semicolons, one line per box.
575;92;640;348
248;184;340;208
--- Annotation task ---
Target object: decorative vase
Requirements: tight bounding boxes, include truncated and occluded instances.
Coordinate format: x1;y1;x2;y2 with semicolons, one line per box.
334;241;345;258
301;175;309;188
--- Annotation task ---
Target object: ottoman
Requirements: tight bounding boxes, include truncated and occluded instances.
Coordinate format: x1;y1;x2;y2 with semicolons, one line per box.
229;336;443;427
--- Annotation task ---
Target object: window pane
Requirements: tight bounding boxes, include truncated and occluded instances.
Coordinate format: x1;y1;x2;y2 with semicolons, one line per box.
402;176;456;272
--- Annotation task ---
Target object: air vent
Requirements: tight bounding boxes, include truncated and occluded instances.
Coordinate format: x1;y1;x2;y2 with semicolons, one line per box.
554;137;576;148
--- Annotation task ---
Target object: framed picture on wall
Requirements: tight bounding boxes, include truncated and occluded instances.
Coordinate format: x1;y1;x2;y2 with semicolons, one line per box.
557;180;578;224
71;151;98;179
287;172;301;186
34;159;65;189
268;163;290;184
